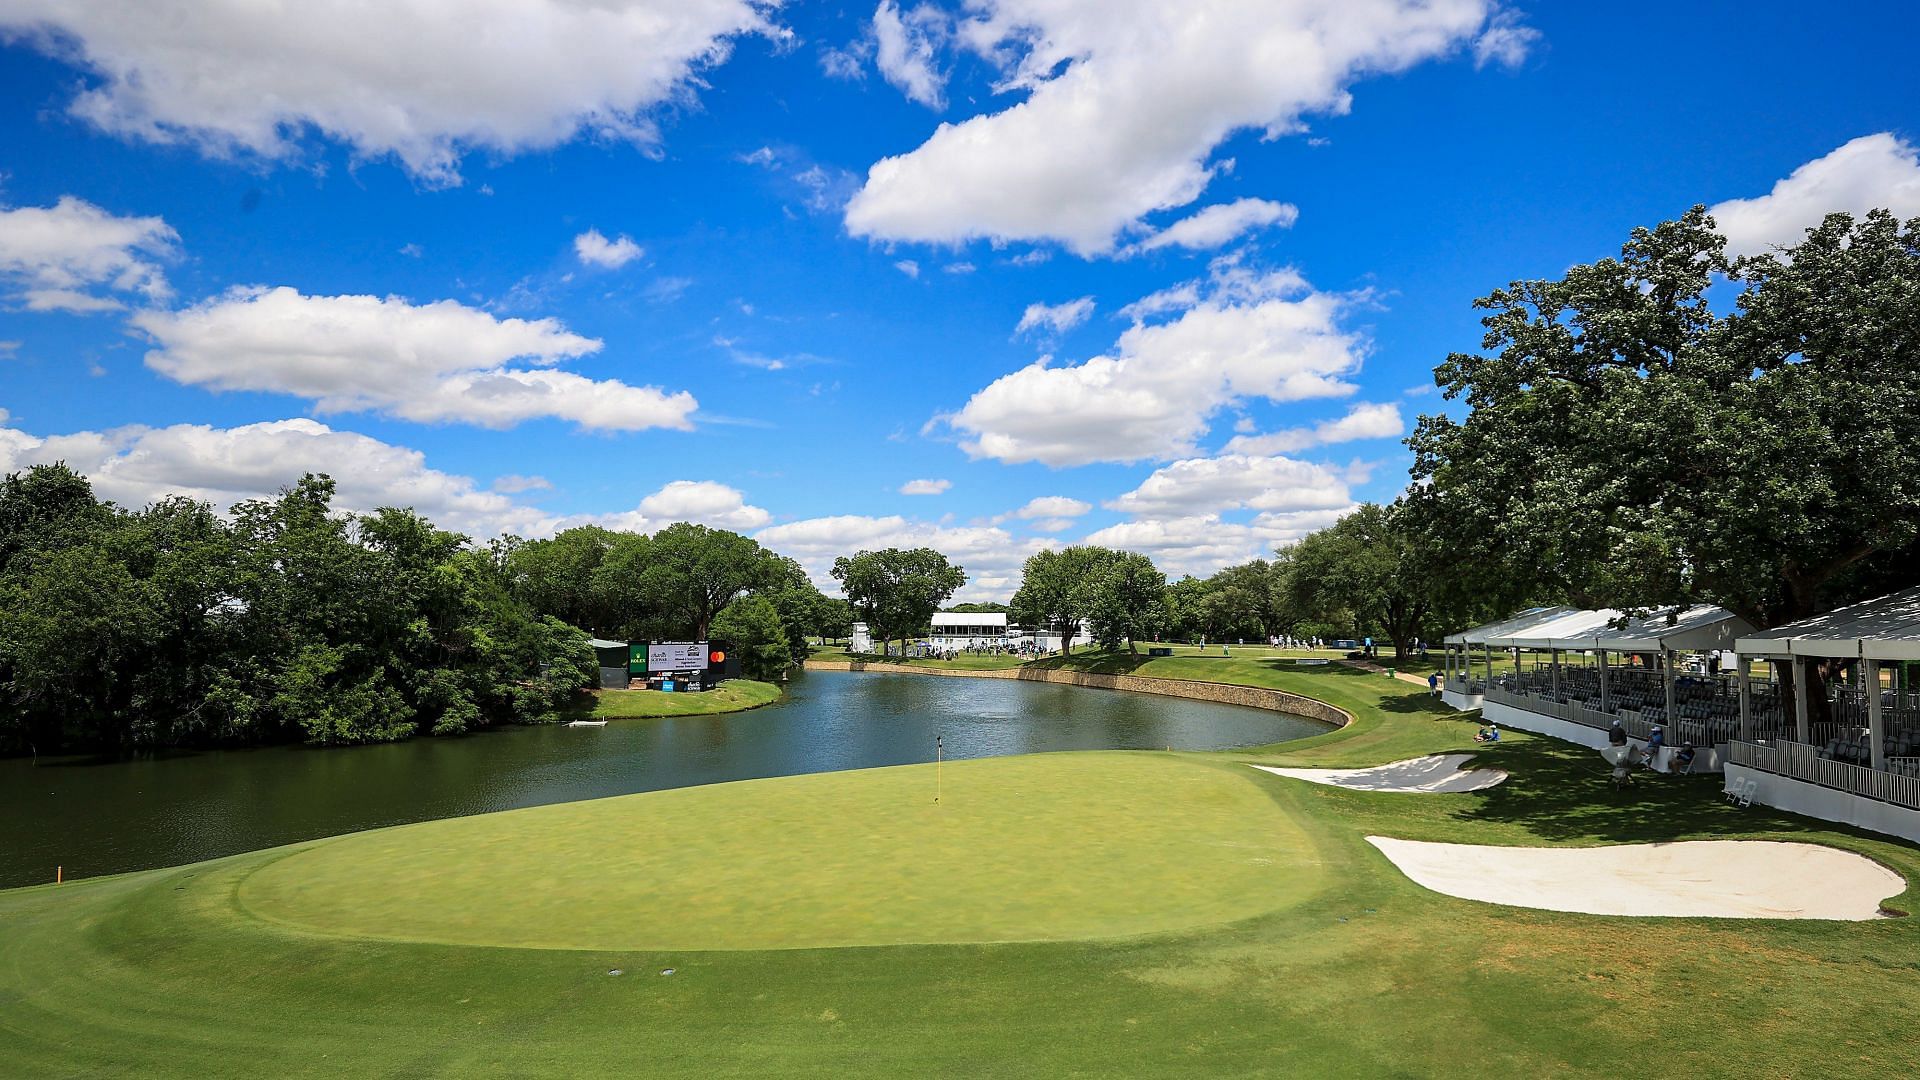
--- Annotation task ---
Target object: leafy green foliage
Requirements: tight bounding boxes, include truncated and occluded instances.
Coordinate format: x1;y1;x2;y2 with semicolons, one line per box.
832;547;966;654
1009;547;1114;652
1285;503;1447;657
1410;207;1920;627
1075;550;1166;652
0;469;595;754
712;595;792;680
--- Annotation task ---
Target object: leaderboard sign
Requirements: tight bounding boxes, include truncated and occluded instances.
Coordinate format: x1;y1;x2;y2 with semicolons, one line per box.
648;641;707;673
629;641;713;675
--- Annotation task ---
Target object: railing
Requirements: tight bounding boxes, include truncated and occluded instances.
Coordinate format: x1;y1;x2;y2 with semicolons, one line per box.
1728;739;1920;811
1484;685;1624;734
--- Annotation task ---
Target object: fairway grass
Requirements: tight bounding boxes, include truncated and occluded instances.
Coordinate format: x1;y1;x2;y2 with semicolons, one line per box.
10;664;1920;1076
234;754;1323;950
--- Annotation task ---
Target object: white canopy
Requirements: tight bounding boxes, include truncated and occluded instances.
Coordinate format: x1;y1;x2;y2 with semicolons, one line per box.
1593;606;1753;653
1446;606;1575;646
1493;608;1626;650
1734;587;1920;662
1458;604;1753;653
931;611;1008;629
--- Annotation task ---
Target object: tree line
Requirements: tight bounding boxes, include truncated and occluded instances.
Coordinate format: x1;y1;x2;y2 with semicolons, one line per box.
0;472;850;756
0;469;595;755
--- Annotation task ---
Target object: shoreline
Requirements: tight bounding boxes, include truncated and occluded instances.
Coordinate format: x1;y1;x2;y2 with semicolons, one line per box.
800;659;1352;731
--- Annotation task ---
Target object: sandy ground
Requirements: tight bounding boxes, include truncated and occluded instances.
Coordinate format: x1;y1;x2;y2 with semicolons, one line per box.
1251;754;1508;793
1368;837;1905;920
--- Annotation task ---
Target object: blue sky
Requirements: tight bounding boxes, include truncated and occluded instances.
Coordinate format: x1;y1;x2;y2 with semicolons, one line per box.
1;1;1917;600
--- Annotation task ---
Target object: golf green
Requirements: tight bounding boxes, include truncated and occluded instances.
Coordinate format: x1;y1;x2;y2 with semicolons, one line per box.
234;753;1325;950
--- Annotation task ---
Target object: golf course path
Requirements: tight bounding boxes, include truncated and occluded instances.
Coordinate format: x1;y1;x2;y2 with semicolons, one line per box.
1250;754;1507;793
1368;837;1905;920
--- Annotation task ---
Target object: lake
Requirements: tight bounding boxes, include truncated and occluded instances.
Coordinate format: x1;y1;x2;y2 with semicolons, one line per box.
0;669;1330;888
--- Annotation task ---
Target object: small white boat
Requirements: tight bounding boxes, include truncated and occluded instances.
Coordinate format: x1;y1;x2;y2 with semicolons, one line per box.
567;720;609;728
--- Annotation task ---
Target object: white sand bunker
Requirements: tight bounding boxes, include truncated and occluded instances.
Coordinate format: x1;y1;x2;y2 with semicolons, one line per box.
1250;754;1507;794
1368;837;1904;920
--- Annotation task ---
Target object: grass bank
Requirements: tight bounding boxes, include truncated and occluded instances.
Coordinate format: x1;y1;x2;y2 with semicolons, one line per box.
7;664;1920;1076
572;679;782;720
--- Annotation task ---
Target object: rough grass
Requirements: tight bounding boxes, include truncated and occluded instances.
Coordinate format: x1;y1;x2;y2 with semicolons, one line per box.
8;663;1920;1076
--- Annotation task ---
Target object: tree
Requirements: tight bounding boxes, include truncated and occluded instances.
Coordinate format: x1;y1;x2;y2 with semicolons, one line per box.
831;548;966;655
1076;551;1166;653
506;526;622;634
1286;503;1440;658
756;554;837;664
1410;207;1920;630
634;523;777;640
1009;547;1114;653
712;595;792;680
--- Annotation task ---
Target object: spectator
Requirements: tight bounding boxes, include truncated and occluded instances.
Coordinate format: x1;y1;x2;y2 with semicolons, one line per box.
1428;671;1441;697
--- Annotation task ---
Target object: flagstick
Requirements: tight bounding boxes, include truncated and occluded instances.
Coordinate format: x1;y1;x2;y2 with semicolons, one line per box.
935;735;943;804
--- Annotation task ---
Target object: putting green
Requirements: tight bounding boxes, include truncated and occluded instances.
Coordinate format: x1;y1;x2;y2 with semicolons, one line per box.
234;752;1324;951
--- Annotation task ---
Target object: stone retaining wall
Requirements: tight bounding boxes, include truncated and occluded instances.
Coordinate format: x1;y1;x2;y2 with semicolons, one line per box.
801;660;1350;730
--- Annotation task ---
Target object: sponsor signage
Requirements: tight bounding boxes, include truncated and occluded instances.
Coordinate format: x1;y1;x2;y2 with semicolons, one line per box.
647;641;708;673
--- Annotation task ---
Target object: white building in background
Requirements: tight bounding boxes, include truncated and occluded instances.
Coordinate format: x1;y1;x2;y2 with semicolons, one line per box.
930;612;1010;649
848;613;1087;655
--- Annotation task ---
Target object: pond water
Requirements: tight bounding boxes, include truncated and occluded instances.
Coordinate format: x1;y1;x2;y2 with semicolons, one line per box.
0;669;1330;889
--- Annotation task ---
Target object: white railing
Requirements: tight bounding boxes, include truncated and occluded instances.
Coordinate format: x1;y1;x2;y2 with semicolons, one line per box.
1484;685;1624;734
1728;740;1920;811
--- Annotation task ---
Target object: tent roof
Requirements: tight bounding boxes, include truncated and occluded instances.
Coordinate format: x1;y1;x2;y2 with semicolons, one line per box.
1465;605;1753;652
1446;606;1576;646
1494;608;1627;649
1594;606;1754;653
586;638;627;650
1734;587;1920;662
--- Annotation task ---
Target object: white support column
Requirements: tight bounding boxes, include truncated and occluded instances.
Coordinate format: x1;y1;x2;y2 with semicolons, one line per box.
1794;656;1812;744
1867;658;1886;771
1737;654;1753;741
1663;649;1677;725
1598;650;1611;713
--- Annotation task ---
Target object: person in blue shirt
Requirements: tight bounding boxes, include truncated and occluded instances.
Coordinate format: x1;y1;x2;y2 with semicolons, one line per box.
1428;671;1440;696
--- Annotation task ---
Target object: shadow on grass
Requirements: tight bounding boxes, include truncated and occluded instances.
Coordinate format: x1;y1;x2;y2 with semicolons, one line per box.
1448;739;1826;845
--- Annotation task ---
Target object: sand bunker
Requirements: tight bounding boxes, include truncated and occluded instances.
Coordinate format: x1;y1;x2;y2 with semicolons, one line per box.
1251;754;1507;793
1368;837;1904;920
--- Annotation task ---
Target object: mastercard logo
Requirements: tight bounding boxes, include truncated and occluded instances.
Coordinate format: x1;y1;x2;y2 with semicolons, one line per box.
710;650;726;664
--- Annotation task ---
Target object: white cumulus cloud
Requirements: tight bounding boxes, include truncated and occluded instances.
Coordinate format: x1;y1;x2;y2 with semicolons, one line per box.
755;514;1054;602
1014;296;1094;337
845;0;1498;254
950;261;1364;466
0;0;774;184
899;478;951;495
1082;508;1350;577
574;228;645;268
581;479;772;532
1104;454;1353;518
1222;401;1403;456
132;286;698;432
0;195;176;313
1134;198;1299;253
873;1;950;109
1710;133;1920;258
0;416;548;538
